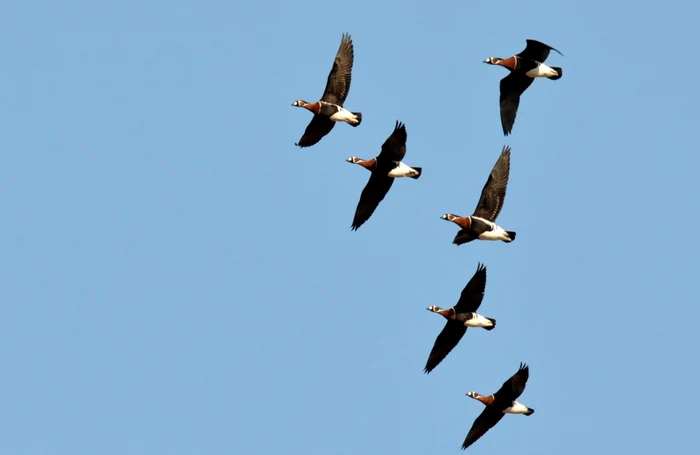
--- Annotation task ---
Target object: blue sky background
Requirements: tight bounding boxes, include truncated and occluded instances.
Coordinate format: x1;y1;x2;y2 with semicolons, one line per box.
1;0;698;453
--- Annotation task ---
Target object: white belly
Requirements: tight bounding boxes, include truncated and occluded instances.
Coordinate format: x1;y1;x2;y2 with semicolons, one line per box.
329;107;358;123
387;162;420;178
477;224;508;241
526;62;558;78
504;401;530;414
464;313;494;328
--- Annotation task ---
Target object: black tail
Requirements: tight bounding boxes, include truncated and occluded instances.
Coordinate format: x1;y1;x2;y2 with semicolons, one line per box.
524;407;535;416
483;317;497;331
547;67;563;80
409;167;422;179
503;231;516;242
350;112;362;127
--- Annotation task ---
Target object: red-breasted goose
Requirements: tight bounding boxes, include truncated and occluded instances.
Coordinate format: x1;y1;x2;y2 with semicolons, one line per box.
462;362;535;450
349;121;421;230
292;33;362;148
441;146;515;245
424;263;495;374
484;39;563;135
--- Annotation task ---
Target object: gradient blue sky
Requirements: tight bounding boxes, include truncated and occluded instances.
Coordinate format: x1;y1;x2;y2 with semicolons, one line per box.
1;1;697;453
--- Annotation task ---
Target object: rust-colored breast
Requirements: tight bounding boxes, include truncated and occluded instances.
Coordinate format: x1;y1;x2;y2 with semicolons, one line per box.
438;308;456;320
498;56;517;71
477;394;495;406
453;216;472;229
359;158;377;171
303;101;322;115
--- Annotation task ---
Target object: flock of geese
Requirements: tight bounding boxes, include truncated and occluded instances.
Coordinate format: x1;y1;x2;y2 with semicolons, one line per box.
290;33;563;451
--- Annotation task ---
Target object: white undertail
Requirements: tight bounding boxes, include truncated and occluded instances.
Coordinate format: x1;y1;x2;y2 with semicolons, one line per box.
464;313;495;328
474;219;512;242
504;401;532;414
330;107;360;124
526;62;559;78
387;162;420;178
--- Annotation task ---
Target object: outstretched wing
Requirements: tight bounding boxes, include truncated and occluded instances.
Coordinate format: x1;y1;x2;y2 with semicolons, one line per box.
424;321;468;374
499;74;533;136
350;172;394;230
295;114;336;148
494;362;530;402
462;406;506;450
454;263;487;313
321;33;354;105
472;146;511;221
377;120;408;162
518;39;563;63
453;229;478;246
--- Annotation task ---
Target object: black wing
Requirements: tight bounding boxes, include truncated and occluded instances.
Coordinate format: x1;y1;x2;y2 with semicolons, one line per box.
472;146;511;221
321;33;354;105
494;362;530;402
454;263;487;313
499;73;534;136
350;172;394;230
377;120;408;162
295;114;336;148
517;39;563;63
462;406;506;450
453;229;477;246
424;320;467;374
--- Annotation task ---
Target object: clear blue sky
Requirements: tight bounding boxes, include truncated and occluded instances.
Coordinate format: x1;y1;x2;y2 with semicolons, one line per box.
1;1;697;453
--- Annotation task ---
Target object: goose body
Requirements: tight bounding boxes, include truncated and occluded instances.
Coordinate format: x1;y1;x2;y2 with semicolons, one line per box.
462;363;535;450
423;263;496;374
442;146;516;246
484;39;564;135
347;121;422;230
292;33;362;147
